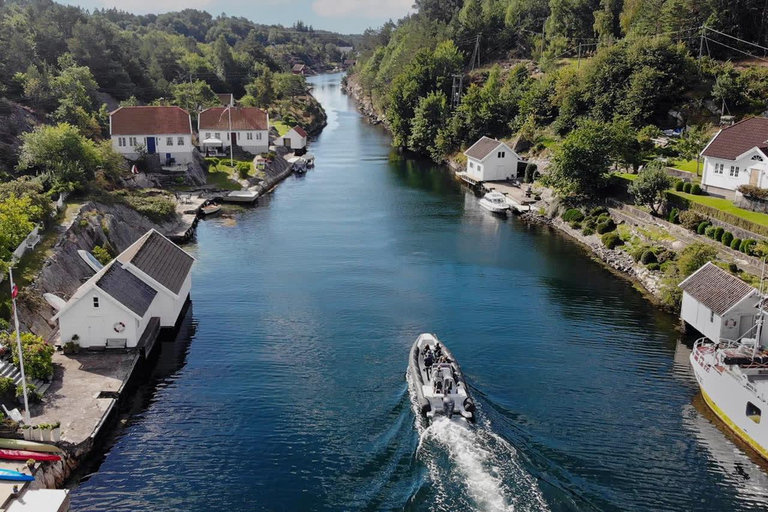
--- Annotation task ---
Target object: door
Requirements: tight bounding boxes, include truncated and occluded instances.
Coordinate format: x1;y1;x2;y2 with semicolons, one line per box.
146;137;156;154
497;165;506;180
284;138;291;148
750;168;760;187
87;316;105;347
739;315;755;339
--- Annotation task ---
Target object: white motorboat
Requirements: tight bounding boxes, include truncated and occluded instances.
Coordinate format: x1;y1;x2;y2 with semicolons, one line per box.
409;333;475;421
478;191;509;214
200;203;221;215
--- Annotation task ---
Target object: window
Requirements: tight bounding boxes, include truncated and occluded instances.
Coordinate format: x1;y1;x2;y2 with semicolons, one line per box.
117;137;125;147
256;133;262;140
714;163;724;174
93;297;99;308
166;137;173;146
246;132;253;140
129;137;138;146
498;151;505;158
730;165;740;177
747;401;762;424
752;155;764;162
710;310;714;322
206;133;211;139
469;162;474;169
215;132;220;140
177;137;184;146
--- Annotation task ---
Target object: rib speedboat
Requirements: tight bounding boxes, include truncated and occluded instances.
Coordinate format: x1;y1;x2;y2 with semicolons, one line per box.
409;333;475;421
478;191;509;214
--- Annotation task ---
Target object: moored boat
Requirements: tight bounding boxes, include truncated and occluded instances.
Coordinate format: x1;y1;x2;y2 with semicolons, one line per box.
478;191;509;214
200;203;221;216
0;469;34;482
408;333;475;421
0;439;62;454
0;449;60;462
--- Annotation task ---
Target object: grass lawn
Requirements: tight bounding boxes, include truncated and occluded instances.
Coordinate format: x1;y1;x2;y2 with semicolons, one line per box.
670;159;701;175
669;190;768;227
617;172;638;181
272;120;291;136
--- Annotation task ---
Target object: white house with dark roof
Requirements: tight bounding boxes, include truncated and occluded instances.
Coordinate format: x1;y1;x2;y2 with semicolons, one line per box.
279;126;308;151
463;136;519;182
52;229;194;349
701;117;768;199
198;107;270;155
679;262;766;344
110;106;194;165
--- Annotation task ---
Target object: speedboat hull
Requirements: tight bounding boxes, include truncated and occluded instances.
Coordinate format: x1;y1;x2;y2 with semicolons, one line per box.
0;449;61;462
0;439;62;454
0;469;34;482
409;333;475;422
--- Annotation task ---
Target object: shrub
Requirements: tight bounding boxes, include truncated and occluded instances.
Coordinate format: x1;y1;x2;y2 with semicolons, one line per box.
596;219;616;234
646;263;661;271
674;181;684;191
704;226;716;239
597;213;610;224
731;238;742;250
697;221;711;235
641;250;657;264
630;245;648;262
0;319;8;333
728;262;739;273
680;210;705;231
602;231;624;249
0;332;54;380
668;208;680;224
683;182;692;193
16;382;40;403
91;245;112;265
741;239;757;255
656;249;676;263
112;190;176;222
678;243;718;276
691;184;702;195
582;227;594;236
62;341;80;355
713;227;725;242
570;221;582;229
737;184;768;200
0;377;15;396
562;208;585;222
721;231;734;246
589;206;608;217
584;218;597;229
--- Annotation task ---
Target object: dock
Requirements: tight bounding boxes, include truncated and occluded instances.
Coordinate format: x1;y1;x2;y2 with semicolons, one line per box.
222;190;259;204
455;170;538;213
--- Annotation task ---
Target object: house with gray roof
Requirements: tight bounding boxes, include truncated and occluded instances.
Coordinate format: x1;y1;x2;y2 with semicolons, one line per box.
679;262;764;344
462;136;519;183
52;229;194;349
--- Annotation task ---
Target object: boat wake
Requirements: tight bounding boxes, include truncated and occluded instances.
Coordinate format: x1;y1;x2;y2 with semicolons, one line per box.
407;371;549;512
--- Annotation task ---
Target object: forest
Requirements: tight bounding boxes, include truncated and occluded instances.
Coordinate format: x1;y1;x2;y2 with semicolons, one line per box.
352;0;768;167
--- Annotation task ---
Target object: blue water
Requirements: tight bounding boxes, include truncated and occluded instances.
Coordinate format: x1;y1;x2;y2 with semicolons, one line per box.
71;74;768;511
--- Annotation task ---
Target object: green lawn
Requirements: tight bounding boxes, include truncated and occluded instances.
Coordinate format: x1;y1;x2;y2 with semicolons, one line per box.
671;159;701;175
272;120;291;136
669;190;768;228
617;172;638;181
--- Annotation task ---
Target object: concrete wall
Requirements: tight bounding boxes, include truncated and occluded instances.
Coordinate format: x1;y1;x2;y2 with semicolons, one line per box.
702;151;768;195
112;134;194;164
58;289;141;348
465;150;518;182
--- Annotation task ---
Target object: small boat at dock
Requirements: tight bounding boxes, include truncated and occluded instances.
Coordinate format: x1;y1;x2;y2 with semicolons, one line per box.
0;469;33;482
0;439;62;454
0;449;60;462
478;191;509;214
200;203;221;216
409;333;475;421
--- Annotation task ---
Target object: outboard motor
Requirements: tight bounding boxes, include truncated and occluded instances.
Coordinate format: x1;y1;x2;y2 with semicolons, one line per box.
442;397;455;419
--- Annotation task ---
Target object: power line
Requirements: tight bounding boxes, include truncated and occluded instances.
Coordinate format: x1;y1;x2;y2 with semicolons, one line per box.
704;35;768;64
704;26;768;53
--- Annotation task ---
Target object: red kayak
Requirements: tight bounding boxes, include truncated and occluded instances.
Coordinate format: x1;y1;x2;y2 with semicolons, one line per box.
0;449;61;462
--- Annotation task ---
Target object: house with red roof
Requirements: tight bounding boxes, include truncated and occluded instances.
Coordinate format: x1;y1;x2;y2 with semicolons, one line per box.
198;107;270;155
109;106;194;165
279;125;308;152
701;117;768;198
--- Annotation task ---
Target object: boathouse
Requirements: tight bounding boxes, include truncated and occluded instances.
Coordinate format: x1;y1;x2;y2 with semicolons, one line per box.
52;230;194;349
679;262;766;343
462;137;520;183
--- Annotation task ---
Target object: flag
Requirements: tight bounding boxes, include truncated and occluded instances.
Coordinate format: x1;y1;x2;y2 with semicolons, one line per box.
10;284;18;299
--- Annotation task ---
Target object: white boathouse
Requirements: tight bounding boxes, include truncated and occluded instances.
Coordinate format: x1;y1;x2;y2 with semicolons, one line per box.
679;262;767;343
462;137;520;183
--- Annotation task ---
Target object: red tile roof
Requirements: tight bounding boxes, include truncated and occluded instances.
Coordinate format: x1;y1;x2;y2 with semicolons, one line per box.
199;107;268;131
702;117;768;160
292;126;307;138
679;262;755;315
110;106;192;135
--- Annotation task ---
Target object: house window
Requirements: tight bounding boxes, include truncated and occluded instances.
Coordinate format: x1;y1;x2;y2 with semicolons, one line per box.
747;401;762;424
166;137;173;146
498;151;505;158
177;137;184;146
256;133;262;140
730;165;740;177
714;163;724;175
752;155;764;162
117;137;125;147
246;132;253;140
206;133;211;139
469;162;474;169
129;137;138;146
93;297;99;308
710;310;714;322
215;133;221;140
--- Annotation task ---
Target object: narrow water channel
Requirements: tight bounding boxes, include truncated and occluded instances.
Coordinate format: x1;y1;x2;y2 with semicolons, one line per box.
71;74;768;512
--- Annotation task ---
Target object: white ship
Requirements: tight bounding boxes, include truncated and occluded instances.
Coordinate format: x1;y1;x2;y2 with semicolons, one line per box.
681;262;768;460
478;191;509;214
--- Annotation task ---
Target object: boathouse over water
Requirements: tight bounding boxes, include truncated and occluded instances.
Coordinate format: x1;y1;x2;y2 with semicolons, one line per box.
679;262;767;344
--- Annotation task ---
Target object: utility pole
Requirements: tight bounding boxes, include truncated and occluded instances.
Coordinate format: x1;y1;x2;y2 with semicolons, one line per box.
540;19;547;62
228;106;234;169
8;269;30;424
698;24;706;71
451;74;463;109
577;43;582;70
469;35;481;71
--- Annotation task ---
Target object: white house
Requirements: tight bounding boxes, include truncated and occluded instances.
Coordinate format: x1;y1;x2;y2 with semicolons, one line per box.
199;107;270;155
462;136;520;182
701;117;768;199
110;106;194;165
279;126;308;151
679;262;768;345
52;230;194;349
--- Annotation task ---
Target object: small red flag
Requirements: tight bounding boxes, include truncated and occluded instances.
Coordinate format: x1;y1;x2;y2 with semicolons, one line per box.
11;284;18;299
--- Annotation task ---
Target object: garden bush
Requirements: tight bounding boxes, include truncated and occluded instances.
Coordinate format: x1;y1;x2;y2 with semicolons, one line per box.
570;221;582;229
683;182;692;193
674;181;684;191
713;227;725;242
704;226;716;239
680;211;705;231
596;219;616;234
629;245;648;262
597;213;610;224
668;208;680;224
91;245;112;265
589;206;608;217
0;377;15;396
731;238;742;250
697;221;711;235
728;262;739;273
584;218;597;230
0;332;54;380
691;184;702;195
562;208;585;222
641;250;657;264
741;239;757;254
721;231;734;247
646;263;661;271
601;232;624;249
656;249;676;263
582;227;595;236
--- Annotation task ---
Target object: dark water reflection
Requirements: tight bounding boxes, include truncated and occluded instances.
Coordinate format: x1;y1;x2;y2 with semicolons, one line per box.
70;74;768;512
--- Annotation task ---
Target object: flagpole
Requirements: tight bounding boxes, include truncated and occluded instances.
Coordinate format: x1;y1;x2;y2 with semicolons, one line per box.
228;106;234;169
8;269;30;424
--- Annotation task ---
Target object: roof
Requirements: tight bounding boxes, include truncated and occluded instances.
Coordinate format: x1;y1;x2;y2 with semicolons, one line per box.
291;126;307;138
464;136;506;161
125;230;194;295
96;264;157;317
199;107;268;131
110;106;192;135
679;262;756;315
217;93;234;105
701;117;768;160
292;64;305;70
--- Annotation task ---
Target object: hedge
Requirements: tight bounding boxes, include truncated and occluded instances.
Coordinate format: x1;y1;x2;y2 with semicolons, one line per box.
697;221;711;235
562;208;585;222
602;231;624;249
674;181;684;191
683;182;692;193
596;219;617;234
731;238;742;250
691;184;702;195
714;227;725;242
705;225;716;238
666;192;768;238
668;207;680;224
721;231;734;246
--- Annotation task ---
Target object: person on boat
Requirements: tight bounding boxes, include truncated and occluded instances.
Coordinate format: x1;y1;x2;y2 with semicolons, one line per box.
424;348;434;369
435;380;443;395
434;343;442;358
